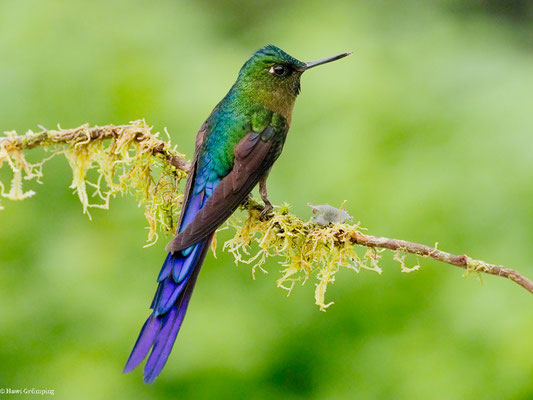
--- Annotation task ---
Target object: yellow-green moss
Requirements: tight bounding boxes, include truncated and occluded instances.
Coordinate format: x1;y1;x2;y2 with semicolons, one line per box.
0;121;187;243
1;121;425;310
224;199;384;310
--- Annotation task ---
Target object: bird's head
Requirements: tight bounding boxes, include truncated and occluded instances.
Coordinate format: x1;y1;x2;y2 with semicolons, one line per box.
235;45;351;121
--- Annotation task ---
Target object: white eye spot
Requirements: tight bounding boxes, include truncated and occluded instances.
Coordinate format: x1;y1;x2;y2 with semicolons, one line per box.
269;64;288;76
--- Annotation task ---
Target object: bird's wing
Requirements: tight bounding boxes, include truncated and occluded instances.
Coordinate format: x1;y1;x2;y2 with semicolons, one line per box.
167;126;278;252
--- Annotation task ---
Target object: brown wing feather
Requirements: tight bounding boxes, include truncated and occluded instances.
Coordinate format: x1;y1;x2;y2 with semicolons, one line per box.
168;128;276;252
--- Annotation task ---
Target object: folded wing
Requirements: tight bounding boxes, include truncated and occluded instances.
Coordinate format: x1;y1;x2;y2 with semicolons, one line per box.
167;126;277;252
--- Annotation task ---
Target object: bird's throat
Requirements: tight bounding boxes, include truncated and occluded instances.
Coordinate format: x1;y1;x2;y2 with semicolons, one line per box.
253;86;296;125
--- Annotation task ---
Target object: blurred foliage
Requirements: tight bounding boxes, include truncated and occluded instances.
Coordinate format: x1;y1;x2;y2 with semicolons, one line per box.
1;0;533;399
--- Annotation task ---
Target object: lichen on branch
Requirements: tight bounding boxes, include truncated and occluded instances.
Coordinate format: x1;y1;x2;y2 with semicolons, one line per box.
225;200;382;310
2;122;532;309
0;121;189;243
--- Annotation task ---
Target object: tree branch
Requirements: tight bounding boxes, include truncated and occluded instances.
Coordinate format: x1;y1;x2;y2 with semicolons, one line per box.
352;232;533;294
241;189;533;303
2;122;532;308
0;122;191;172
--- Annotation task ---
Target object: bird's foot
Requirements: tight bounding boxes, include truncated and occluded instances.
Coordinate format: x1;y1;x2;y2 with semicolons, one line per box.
259;201;273;221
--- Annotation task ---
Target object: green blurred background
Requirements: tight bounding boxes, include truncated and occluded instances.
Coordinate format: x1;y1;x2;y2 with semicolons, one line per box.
1;1;533;399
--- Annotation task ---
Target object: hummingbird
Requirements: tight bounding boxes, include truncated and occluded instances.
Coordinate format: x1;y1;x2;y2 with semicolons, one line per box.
123;45;351;383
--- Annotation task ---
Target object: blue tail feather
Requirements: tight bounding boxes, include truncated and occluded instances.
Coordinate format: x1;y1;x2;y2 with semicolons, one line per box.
173;243;201;283
124;236;211;383
154;277;185;317
143;306;179;383
150;284;162;309
123;315;161;373
125;181;218;383
143;288;193;384
156;253;174;282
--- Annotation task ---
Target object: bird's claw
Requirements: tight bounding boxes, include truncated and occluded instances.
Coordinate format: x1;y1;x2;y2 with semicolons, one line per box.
259;202;273;221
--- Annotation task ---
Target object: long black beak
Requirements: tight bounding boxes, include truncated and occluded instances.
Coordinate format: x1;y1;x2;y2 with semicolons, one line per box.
299;51;352;71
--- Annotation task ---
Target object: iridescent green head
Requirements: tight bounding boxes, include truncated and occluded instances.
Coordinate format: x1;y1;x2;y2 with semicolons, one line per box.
235;45;351;122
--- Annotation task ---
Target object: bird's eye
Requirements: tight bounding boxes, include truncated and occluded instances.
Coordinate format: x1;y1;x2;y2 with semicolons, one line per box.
269;64;288;77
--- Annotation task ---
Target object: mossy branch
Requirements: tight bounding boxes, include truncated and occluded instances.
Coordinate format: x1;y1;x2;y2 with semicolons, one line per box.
0;121;190;171
0;121;189;244
2;122;532;309
233;199;533;309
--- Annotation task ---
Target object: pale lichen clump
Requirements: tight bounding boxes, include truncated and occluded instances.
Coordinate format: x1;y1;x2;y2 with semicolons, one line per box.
0;121;187;243
0;131;44;204
393;250;421;273
465;257;490;277
224;200;383;311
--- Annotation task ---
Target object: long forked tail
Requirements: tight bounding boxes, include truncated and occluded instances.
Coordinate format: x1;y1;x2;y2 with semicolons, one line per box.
123;235;212;383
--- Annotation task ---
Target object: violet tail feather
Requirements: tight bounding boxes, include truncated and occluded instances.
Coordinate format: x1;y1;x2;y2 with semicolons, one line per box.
123;236;211;383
